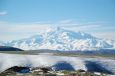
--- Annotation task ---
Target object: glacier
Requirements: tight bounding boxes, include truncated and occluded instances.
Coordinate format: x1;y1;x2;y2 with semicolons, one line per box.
0;53;115;75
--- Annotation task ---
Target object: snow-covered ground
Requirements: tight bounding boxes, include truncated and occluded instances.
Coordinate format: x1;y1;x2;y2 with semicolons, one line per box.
0;53;115;75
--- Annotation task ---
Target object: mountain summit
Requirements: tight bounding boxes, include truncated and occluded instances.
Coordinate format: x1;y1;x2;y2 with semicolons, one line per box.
1;27;115;51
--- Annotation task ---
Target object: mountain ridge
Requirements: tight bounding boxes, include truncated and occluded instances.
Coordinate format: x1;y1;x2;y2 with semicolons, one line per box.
0;27;115;51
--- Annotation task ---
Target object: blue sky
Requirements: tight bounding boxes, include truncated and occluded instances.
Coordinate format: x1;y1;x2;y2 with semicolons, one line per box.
0;0;115;41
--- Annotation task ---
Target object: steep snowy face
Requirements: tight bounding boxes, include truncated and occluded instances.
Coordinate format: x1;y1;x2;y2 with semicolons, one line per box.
2;27;115;50
8;34;44;50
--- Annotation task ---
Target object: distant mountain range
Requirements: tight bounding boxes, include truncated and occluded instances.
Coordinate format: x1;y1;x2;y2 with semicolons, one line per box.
0;27;115;51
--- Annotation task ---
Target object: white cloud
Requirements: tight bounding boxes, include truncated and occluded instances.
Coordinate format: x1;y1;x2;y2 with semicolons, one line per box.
0;22;54;41
58;19;74;24
0;11;7;16
92;32;115;40
9;24;51;33
0;21;115;41
63;24;101;32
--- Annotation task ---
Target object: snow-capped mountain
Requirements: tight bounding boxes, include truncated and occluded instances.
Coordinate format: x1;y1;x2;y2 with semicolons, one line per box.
1;27;115;51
